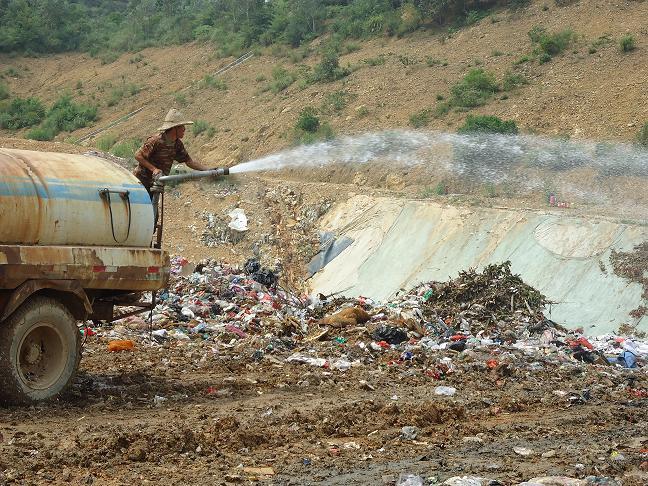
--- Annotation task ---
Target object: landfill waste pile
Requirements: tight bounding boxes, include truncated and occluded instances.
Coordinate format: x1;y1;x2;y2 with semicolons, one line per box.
113;258;643;372
0;257;646;485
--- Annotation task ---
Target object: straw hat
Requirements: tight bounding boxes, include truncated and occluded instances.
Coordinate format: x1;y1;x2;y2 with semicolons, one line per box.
157;109;194;131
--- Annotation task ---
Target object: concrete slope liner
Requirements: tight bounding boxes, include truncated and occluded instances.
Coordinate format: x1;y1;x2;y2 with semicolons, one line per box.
309;196;647;334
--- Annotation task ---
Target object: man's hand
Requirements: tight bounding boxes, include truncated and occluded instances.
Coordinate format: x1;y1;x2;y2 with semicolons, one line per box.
152;168;162;176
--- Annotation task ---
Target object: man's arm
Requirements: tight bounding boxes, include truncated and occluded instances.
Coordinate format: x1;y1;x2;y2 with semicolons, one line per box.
186;158;211;171
135;152;162;175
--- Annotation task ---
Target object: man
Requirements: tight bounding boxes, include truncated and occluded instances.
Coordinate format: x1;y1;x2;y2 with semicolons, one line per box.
133;108;212;193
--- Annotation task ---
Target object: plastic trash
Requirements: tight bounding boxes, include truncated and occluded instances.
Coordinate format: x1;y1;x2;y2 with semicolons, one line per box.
227;208;248;232
107;340;135;352
434;386;457;396
442;477;495;486
372;324;408;345
331;359;352;371
400;426;419;440
397;474;424;486
513;446;534;456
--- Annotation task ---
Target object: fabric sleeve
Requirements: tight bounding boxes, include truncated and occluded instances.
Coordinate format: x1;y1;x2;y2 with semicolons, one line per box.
136;136;158;161
175;139;190;164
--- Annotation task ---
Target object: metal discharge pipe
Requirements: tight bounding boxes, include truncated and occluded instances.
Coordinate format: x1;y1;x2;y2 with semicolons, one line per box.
158;168;230;184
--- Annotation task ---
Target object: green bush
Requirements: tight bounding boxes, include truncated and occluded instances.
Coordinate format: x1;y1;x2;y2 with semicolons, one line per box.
398;55;418;66
620;34;636;53
529;27;575;61
44;95;97;133
295;107;320;133
95;133;118;151
269;66;296;93
409;109;432;128
0;82;8;100
295;121;334;145
502;72;528;91
0;97;46;129
107;88;124;107
458;115;519;135
111;139;141;159
343;42;361;54
538;52;552;64
320;91;353;114
397;3;421;36
99;51;120;65
311;51;350;83
450;69;499;108
201;75;227;90
364;55;386;66
637;122;648;147
26;126;56;141
192;120;213;136
293;106;334;145
174;92;188;106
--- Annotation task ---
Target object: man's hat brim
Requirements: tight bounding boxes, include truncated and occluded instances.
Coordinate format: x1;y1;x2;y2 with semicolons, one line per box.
158;120;194;132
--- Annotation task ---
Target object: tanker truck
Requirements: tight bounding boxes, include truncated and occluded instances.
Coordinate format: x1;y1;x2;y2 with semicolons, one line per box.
0;148;170;404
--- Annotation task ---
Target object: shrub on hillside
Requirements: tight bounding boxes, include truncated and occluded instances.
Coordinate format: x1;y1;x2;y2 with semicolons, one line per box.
409;108;432;128
295;107;320;133
458;115;519;135
0;97;46;129
397;3;422;36
111;139;141;159
363;55;386;66
192;120;213;136
637;122;648;147
26;126;56;141
528;26;575;60
201;75;227;91
502;72;528;91
96;133;118;151
0;82;8;100
45;95;97;133
320;91;354;114
269;66;296;93
450;69;499;108
311;51;350;83
25;95;97;141
293;106;334;145
620;34;636;53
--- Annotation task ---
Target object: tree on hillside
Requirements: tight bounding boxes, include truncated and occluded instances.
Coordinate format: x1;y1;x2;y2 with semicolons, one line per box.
269;0;327;46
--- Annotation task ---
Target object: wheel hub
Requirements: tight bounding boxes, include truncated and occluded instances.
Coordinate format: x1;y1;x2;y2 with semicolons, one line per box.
17;323;67;390
24;342;42;365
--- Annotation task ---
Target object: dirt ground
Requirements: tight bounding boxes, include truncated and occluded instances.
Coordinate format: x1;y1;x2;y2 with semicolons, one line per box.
0;337;646;485
2;1;648;478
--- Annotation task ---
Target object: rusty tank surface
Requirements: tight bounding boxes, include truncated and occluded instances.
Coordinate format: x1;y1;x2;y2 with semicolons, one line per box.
0;148;154;247
0;149;170;405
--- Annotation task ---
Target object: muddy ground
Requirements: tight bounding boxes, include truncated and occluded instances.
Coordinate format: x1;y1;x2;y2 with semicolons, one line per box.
1;337;646;485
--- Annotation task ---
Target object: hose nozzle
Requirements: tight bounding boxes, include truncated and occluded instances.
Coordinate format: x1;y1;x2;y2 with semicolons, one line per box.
158;168;230;184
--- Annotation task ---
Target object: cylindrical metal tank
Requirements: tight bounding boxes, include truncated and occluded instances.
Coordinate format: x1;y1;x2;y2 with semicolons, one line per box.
0;148;153;247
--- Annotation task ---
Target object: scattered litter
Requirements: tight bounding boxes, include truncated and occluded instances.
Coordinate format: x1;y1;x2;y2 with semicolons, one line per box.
227;208;248;232
513;446;535;457
401;426;419;440
107;340;135;352
434;386;457;397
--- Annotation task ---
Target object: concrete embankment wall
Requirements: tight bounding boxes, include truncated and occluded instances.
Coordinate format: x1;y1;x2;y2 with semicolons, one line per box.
309;196;647;334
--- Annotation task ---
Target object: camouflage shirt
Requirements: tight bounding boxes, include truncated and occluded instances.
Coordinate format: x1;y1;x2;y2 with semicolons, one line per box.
133;132;190;187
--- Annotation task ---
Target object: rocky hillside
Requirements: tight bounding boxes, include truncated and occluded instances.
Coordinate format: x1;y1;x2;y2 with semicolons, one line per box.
1;0;647;166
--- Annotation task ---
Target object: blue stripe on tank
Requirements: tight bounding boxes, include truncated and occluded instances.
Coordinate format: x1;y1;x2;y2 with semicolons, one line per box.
0;180;152;205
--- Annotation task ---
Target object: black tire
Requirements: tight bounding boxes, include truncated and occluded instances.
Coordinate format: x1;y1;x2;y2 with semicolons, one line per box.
0;296;80;405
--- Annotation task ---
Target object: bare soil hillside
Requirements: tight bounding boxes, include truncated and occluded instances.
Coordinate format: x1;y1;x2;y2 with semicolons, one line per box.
1;0;647;165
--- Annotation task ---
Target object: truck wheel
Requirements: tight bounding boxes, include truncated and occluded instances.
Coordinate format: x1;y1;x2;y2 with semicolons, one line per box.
0;296;80;405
